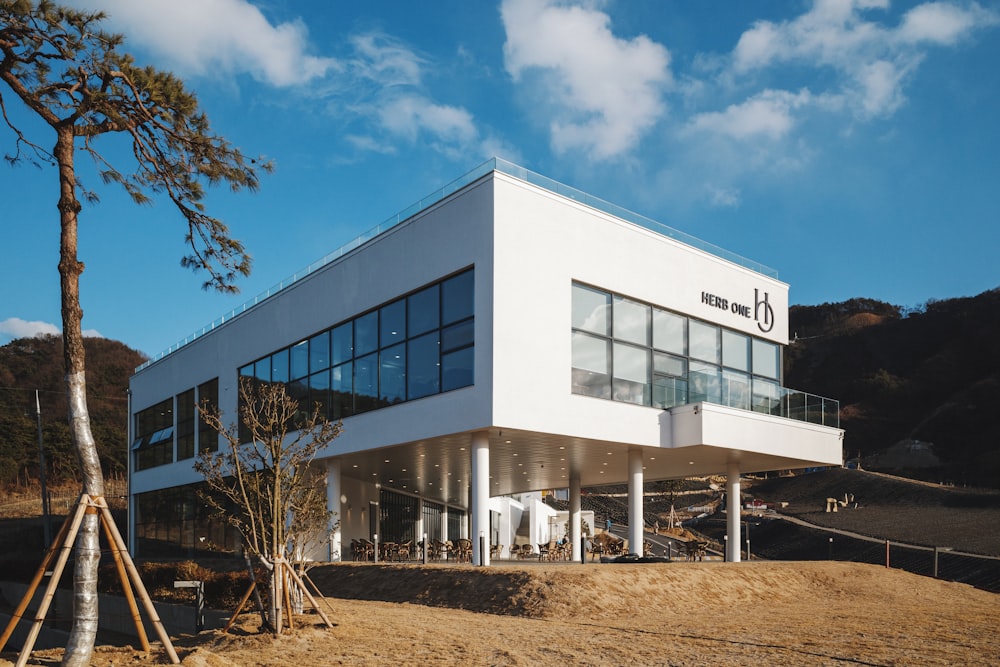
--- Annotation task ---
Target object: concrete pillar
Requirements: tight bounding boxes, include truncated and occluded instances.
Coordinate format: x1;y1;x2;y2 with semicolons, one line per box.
326;459;342;561
471;431;490;566
569;472;582;561
628;449;644;556
727;461;741;563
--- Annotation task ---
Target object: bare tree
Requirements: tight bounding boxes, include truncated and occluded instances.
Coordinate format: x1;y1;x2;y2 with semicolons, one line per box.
0;3;270;663
196;377;342;632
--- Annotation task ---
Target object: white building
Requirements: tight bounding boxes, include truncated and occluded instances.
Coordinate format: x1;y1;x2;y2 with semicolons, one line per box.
128;159;843;565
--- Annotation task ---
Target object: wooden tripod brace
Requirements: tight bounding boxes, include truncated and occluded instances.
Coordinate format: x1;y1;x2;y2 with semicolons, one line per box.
223;557;334;634
0;494;180;666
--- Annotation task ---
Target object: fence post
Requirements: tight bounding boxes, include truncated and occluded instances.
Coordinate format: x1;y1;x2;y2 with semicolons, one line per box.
885;539;890;568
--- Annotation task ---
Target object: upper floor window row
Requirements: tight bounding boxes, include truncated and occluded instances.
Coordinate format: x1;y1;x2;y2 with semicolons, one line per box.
239;268;474;423
133;378;219;472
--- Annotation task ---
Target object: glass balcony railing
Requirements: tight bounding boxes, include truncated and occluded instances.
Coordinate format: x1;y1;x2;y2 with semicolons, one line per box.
654;372;840;429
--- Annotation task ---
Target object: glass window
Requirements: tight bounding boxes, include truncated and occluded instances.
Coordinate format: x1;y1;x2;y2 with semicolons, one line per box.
331;322;353;365
239;364;254;378
331;362;353;419
176;389;195;460
613;296;650;346
355;311;378;357
441;347;474;392
572;284;611;335
380;300;406;348
752;339;780;379
654;352;686;377
441;270;474;325
722;369;751;410
689;320;720;364
254;358;270;383
572;332;611;399
689;362;721;404
722;330;749;372
309;331;330;374
308;370;331;420
270;350;289;384
612;342;649;405
354;352;379;413
289;340;309;380
408;332;440;400
441;319;474;352
380;343;406;405
408;285;439;337
652;309;686;355
197;378;219;453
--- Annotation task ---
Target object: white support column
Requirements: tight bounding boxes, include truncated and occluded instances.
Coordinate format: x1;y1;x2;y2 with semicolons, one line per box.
727;461;741;563
628;449;644;556
569;472;582;561
326;459;342;562
471;431;490;566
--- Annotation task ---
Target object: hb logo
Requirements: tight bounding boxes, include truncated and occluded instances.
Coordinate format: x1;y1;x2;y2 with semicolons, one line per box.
755;289;774;333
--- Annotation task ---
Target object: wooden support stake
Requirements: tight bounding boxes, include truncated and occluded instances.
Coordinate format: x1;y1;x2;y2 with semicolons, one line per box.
300;571;338;621
223;580;257;634
15;495;90;667
100;509;150;652
94;498;179;664
0;495;78;653
282;562;334;629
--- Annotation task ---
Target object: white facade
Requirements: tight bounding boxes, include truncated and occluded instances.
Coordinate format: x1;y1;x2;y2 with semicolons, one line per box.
128;160;843;564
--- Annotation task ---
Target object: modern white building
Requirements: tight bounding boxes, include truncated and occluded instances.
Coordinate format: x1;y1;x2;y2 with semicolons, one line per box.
128;159;843;565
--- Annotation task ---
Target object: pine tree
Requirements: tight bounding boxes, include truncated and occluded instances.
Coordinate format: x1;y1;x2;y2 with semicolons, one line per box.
1;3;270;664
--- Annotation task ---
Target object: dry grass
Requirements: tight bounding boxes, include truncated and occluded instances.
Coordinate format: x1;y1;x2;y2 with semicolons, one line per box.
5;560;998;666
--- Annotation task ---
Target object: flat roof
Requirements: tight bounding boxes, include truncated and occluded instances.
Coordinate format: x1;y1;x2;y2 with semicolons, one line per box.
137;158;777;372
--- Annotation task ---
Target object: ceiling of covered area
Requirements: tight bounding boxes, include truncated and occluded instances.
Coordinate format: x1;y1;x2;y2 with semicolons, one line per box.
329;423;843;507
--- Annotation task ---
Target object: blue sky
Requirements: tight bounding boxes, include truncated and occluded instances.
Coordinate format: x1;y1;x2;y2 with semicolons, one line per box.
2;0;998;358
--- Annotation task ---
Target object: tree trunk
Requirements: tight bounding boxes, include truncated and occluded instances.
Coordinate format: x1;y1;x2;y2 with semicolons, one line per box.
54;127;105;667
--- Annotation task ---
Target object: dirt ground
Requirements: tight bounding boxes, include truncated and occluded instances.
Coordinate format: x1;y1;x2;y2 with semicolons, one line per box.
4;560;999;666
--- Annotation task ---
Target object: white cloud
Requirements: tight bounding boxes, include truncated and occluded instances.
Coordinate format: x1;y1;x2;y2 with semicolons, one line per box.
378;95;477;145
501;0;671;160
687;90;812;141
0;318;102;340
70;0;337;86
729;0;998;119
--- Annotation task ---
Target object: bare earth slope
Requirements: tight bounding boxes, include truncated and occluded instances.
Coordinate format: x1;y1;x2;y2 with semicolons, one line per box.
6;561;998;666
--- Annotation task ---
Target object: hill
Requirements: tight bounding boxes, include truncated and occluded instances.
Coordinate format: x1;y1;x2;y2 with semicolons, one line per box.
8;561;999;666
786;288;1000;487
0;335;146;491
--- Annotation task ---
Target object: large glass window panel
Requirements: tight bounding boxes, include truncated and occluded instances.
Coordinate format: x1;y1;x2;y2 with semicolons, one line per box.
380;300;406;348
270;349;289;384
752;338;780;379
408;285;439;337
380;343;406;405
331;362;353;419
332;322;353;365
652;309;686;355
286;378;309;426
308;370;331;420
572;284;611;335
689;362;721;404
254;358;270;383
309;331;330;374
355;311;378;357
441;319;474;352
722;330;750;372
408;332;440;400
441;270;474;325
239;364;254;378
176;389;195;460
197;378;219;453
689;320;720;364
572;332;611;399
354;352;379;413
654;352;687;378
613;296;650;346
612;342;650;405
722;369;751;410
441;346;474;392
289;340;309;380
